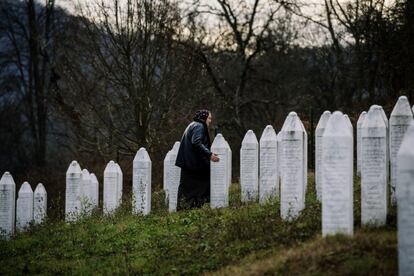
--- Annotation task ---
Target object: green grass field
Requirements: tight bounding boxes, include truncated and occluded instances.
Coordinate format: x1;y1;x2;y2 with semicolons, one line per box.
0;175;397;275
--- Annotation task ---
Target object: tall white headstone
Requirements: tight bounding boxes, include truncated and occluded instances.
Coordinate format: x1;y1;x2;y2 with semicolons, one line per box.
280;112;306;220
397;120;414;275
223;139;232;188
361;106;387;226
378;105;390;186
315;111;331;201
133;147;152;215
211;134;229;208
33;183;47;224
90;173;99;208
299;119;308;196
240;130;259;202
115;163;123;208
0;172;15;236
65;161;82;221
81;169;93;215
259;125;278;203
322;111;353;236
277;132;282;181
16;182;33;231
103;161;118;215
390;96;413;205
357;111;367;177
164;142;181;212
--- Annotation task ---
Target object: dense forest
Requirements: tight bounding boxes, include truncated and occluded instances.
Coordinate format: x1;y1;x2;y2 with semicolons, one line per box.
0;0;412;212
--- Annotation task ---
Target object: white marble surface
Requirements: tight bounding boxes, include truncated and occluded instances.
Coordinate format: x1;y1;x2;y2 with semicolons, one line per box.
103;161;118;215
115;163;123;208
133;147;152;215
16;182;33;231
315;111;331;202
259;125;278;203
390;96;413;205
361;106;387;226
397;120;414;275
90;173;99;208
0;172;16;236
65;161;82;221
211;134;229;208
240;130;259;202
34;183;47;224
164;142;181;212
322;111;353;236
357;111;367;177
81;169;93;215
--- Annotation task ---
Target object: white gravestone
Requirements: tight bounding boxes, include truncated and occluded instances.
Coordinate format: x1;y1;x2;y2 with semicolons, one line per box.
361;106;387;226
33;183;47;224
390;96;413;206
211;134;229;208
164;142;181;212
223;139;232;188
16;182;33;231
277;132;282;182
280;112;306;220
397;121;414;275
103;161;118;215
240;130;259;202
90;173;99;208
299;119;308;196
0;172;16;236
315;111;331;201
133;147;152;215
344;114;353;133
115;163;123;208
259;125;278;203
65;161;82;221
81;169;93;215
378;105;390;185
357;111;367;177
322;111;353;236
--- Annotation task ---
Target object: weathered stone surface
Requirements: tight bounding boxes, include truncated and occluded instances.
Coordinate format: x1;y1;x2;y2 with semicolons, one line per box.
0;172;16;236
300;119;308;196
322;111;353;236
240;130;259;202
357;111;367;177
115;163;123;208
280;112;306;220
397;120;414;275
16;182;33;231
133;147;152;215
81;169;93;214
90;173;99;208
164;142;181;212
65;161;82;221
390;96;413;205
315;111;331;201
259;125;278;203
223;139;232;188
33;183;47;224
344;114;353;133
361;106;387;226
211;134;229;208
103;161;118;215
377;105;390;186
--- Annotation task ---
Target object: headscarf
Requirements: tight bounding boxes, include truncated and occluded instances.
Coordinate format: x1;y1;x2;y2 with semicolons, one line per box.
193;109;211;148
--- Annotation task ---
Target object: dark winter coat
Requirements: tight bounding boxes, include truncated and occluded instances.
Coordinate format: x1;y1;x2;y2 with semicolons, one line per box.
175;120;212;173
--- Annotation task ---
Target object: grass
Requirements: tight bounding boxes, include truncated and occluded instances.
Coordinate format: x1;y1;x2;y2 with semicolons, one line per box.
0;174;397;275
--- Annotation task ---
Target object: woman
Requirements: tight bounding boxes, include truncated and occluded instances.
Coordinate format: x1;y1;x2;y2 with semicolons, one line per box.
175;110;220;209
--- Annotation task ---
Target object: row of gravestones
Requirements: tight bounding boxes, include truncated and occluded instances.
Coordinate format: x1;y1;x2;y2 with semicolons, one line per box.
0;173;47;236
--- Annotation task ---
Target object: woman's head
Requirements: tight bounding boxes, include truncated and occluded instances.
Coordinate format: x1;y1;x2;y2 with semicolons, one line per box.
193;109;212;126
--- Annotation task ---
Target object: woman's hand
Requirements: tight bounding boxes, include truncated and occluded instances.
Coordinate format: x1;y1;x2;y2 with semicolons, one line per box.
210;153;220;162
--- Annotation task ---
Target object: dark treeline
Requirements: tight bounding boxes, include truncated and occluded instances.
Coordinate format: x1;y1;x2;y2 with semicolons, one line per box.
0;0;412;209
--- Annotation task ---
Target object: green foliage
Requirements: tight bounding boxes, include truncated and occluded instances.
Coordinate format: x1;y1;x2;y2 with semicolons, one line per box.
0;175;396;275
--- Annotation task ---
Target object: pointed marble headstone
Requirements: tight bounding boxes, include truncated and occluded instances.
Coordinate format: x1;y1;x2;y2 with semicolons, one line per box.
377;105;390;186
299;119;308;196
115;163;123;208
89;173;99;208
223;139;232;188
103;161;118;215
211;134;229;208
397;120;414;275
133;147;152;215
344;114;353;133
81;169;93;215
357;111;367;177
259;125;278;203
16;182;33;231
240;130;259;202
33;183;47;224
322;111;353;236
280;112;306;220
390;96;413;205
315;111;331;201
277;132;282;182
0;172;16;236
164;142;181;212
65;161;82;221
361;106;387;226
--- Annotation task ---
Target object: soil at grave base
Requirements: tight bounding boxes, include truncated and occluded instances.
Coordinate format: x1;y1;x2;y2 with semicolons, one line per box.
208;229;397;276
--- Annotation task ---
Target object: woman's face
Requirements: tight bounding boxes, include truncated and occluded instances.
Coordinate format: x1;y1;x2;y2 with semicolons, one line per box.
206;113;212;126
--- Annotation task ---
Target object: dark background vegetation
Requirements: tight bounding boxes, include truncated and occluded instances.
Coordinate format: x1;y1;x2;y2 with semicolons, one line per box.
0;0;412;216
